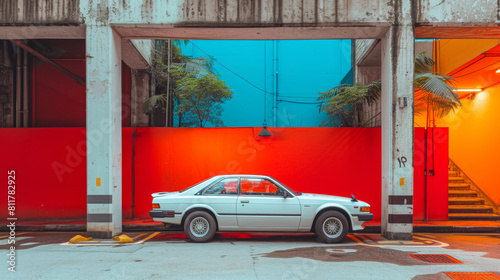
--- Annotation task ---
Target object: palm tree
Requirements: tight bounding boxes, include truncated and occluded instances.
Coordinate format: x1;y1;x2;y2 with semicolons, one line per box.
317;81;381;127
413;52;461;127
142;40;217;126
317;52;462;127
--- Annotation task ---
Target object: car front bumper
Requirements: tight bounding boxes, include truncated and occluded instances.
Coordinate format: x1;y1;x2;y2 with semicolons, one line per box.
351;213;374;231
357;213;374;221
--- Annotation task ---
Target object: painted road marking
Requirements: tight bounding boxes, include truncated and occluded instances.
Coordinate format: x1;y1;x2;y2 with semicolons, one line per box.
20;242;40;246
348;234;448;248
0;232;28;239
133;232;148;241
136;232;160;243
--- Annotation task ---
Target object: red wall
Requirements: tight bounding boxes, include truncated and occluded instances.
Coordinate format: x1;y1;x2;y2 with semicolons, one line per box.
33;60;87;127
33;60;132;127
413;127;449;220
0;127;448;221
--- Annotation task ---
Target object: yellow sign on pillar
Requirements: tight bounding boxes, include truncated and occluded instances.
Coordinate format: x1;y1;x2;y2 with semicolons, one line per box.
400;177;404;187
96;178;101;187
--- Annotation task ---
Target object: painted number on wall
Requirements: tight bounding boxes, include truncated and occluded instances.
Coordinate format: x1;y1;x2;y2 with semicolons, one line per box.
397;157;407;168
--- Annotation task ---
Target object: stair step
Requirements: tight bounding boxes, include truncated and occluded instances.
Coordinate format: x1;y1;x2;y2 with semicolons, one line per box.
448;177;465;182
448;197;485;205
448;213;500;221
448;205;493;213
448;190;478;197
448;183;471;190
448;171;458;176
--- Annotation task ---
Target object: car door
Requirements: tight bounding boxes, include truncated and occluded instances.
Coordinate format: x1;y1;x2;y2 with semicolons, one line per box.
200;177;239;228
236;177;301;230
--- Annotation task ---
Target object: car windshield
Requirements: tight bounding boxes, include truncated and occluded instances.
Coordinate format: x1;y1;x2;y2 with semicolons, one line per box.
179;178;215;193
271;177;302;196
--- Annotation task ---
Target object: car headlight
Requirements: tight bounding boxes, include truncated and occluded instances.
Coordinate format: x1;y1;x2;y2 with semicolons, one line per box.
360;206;370;212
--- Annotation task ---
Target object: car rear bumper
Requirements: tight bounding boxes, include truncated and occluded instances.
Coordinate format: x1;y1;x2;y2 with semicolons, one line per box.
149;210;175;218
150;210;183;225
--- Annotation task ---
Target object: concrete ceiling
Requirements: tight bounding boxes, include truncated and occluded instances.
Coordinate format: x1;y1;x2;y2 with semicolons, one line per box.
357;40;434;67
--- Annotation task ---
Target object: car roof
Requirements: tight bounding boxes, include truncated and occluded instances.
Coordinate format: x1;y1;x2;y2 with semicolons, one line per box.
213;174;272;179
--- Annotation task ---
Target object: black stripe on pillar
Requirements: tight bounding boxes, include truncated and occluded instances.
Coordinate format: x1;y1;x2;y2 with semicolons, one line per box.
388;214;413;223
88;195;113;204
87;231;113;239
87;214;113;223
388;195;413;205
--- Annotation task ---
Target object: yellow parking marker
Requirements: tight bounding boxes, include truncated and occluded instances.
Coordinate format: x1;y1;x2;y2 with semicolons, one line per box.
69;235;92;243
137;232;160;243
113;234;133;243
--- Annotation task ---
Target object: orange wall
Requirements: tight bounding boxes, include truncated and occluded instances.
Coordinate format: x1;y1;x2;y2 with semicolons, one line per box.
438;39;500;75
437;88;500;205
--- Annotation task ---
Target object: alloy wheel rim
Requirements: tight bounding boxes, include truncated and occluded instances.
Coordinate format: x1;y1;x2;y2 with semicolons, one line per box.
190;217;209;237
322;217;342;238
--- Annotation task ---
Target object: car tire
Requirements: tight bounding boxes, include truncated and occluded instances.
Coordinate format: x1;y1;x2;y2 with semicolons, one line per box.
314;210;348;243
184;211;217;243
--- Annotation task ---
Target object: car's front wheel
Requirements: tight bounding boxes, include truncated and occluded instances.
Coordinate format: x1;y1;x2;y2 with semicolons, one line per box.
184;211;217;243
315;210;348;243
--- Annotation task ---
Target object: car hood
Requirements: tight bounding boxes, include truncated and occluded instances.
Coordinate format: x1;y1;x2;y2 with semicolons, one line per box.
151;191;180;198
299;193;357;203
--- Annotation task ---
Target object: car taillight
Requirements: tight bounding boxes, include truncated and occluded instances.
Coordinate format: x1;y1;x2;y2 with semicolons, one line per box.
152;203;160;208
360;207;370;212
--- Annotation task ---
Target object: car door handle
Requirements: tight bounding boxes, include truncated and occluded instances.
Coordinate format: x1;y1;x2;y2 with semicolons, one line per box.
240;200;249;203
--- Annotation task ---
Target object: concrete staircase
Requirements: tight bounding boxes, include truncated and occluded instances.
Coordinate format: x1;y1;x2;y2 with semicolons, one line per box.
448;164;500;220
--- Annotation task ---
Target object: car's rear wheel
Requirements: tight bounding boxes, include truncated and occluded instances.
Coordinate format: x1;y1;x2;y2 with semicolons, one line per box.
184;211;217;243
315;210;348;243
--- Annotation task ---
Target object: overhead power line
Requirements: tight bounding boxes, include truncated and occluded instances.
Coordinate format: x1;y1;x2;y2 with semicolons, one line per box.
188;40;327;105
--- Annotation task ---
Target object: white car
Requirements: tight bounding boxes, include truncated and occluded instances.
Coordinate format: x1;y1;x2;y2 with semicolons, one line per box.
150;175;373;243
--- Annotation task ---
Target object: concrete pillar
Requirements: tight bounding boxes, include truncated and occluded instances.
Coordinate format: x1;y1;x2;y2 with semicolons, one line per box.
131;70;150;127
86;24;122;238
380;1;415;240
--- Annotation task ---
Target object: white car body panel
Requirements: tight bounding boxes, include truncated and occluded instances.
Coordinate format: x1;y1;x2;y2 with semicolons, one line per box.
236;196;301;229
150;175;373;233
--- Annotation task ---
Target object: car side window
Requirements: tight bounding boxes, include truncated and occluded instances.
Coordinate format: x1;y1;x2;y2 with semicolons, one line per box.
204;178;239;195
240;178;284;196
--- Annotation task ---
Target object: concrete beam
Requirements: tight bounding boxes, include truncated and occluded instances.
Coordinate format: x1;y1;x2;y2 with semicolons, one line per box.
131;70;150;127
114;26;390;40
0;26;85;40
130;40;153;68
380;1;415;240
355;39;379;67
1;0;499;34
356;41;433;69
80;0;395;26
10;39;85;85
416;0;499;26
0;0;80;25
86;23;122;239
122;39;152;70
416;27;500;39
